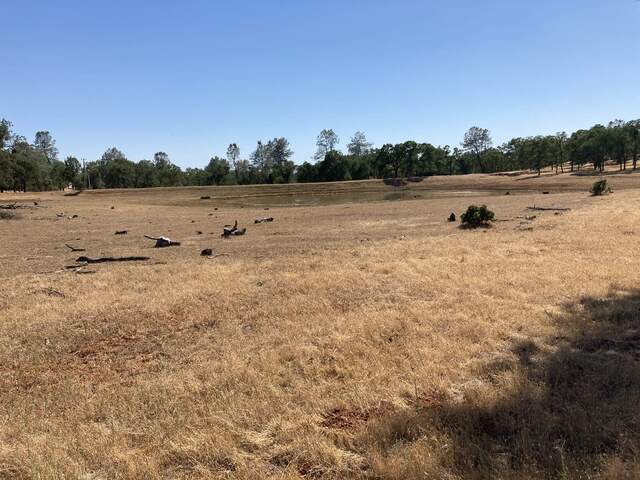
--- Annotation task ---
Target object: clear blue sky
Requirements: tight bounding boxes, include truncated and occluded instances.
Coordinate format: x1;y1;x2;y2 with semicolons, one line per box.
3;0;639;168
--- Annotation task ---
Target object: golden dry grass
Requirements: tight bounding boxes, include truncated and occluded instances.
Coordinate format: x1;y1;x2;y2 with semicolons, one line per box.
1;171;640;479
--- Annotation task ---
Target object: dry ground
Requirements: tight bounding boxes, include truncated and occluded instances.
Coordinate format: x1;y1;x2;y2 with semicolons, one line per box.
1;171;640;479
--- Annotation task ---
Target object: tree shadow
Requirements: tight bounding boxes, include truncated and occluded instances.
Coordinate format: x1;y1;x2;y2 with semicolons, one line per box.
365;289;640;478
570;169;639;177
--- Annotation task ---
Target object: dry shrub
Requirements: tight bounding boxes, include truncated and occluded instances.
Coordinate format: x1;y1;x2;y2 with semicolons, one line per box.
0;210;18;220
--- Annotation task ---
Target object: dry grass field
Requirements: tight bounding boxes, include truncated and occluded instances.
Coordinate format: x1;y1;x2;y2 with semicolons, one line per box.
2;170;640;479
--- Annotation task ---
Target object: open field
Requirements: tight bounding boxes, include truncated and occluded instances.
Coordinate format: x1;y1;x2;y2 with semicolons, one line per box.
2;171;640;479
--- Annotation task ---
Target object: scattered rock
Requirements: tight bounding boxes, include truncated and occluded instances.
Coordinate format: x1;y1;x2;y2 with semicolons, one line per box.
200;196;211;200
115;230;128;235
448;212;456;222
200;248;213;256
254;217;274;224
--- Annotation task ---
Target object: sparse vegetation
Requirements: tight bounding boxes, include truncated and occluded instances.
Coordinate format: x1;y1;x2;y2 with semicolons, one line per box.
460;204;495;228
1;175;640;479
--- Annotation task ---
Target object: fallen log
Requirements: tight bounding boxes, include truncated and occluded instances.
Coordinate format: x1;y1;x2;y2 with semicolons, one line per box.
144;235;181;247
201;249;230;258
0;203;37;210
224;228;246;237
65;243;86;252
254;217;274;224
115;230;128;235
75;255;150;264
526;206;571;212
222;220;246;238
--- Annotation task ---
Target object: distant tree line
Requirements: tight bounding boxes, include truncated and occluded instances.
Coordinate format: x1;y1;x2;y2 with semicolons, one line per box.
0;117;638;192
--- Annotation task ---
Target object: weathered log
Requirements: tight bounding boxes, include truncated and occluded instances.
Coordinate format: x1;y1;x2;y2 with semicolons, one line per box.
222;220;246;237
254;217;274;224
65;243;86;252
75;255;150;264
144;235;181;247
1;203;37;210
115;230;128;235
223;228;246;237
526;206;571;212
222;220;237;236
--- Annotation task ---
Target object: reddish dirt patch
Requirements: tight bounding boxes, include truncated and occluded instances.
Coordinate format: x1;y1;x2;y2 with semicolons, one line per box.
321;402;395;431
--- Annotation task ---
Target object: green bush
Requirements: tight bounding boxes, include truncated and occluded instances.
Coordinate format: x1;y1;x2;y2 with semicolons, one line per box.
590;179;610;196
461;205;495;228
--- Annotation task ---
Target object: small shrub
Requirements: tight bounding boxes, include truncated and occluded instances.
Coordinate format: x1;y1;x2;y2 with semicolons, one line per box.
461;205;495;228
0;211;17;220
590;179;611;196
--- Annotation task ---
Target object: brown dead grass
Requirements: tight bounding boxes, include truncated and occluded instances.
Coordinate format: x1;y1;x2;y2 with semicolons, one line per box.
1;172;640;479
